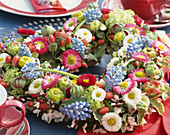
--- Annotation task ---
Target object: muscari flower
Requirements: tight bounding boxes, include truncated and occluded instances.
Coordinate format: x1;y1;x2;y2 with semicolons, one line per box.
21;62;41;79
105;65;126;92
59;101;92;120
124;24;145;36
128;69;149;83
63;17;77;31
61;49;81;71
76;74;96;87
74;28;92;42
47;87;64;103
71;38;86;56
18;44;32;57
140;35;153;48
112;79;135;95
102;112;122;132
28;78;43;94
4;32;16;47
32;37;49;54
83;8;102;25
123;87;142;106
132;52;149;62
92;88;106;102
41;74;61;90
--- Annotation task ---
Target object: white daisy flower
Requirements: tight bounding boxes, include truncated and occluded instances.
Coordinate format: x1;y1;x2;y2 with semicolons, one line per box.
123;34;138;45
92;88;106;102
118;44;129;57
0;53;9;68
102;112;122;132
123;87;142;106
74;28;92;42
141;95;150;106
106;57;120;71
28;78;43;94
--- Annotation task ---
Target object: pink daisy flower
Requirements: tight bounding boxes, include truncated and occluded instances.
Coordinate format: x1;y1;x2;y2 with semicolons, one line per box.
61;49;81;71
124;24;145;36
128;69;149;83
132;52;149;62
112;79;135;95
152;40;170;57
32;37;49;54
63;17;77;31
41;74;61;90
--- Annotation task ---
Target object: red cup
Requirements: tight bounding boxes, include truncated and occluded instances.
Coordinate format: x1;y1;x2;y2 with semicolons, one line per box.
0;84;26;127
120;0;170;20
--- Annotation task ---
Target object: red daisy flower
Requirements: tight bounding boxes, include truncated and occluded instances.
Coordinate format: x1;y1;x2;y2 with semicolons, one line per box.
132;52;150;62
77;74;96;87
124;24;145;36
32;37;49;54
61;49;81;71
128;69;149;83
41;74;61;90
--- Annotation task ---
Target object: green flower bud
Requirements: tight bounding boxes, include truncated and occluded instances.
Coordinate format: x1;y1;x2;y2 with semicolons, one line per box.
111;23;124;34
137;101;148;113
142;24;150;31
142;47;156;58
41;25;55;36
7;42;19;55
48;42;58;53
40;61;51;69
89;20;101;31
72;12;84;22
12;76;26;88
146;65;159;77
47;87;64;103
70;85;84;97
57;77;72;90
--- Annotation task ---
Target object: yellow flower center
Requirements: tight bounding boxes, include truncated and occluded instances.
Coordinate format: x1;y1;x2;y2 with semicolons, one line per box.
53;90;58;95
135;71;146;78
67;55;76;65
127;39;133;44
34;83;40;88
132;27;140;34
36;42;44;49
96;92;101;98
128;92;135;99
158;45;165;51
138;55;144;59
107;118;116;126
119;81;128;89
0;58;4;62
68;21;74;27
83;32;87;36
48;78;52;82
83;79;89;83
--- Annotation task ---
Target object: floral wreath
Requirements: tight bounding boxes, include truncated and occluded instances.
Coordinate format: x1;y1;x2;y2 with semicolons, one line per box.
0;2;170;134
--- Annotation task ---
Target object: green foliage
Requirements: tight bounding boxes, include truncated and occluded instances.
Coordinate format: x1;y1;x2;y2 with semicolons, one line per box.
150;98;164;115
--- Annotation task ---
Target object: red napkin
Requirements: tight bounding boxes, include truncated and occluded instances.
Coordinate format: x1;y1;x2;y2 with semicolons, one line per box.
77;98;170;135
30;0;67;13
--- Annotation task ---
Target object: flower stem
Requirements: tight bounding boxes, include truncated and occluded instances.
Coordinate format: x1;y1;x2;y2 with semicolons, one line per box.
40;69;79;80
124;59;136;67
73;19;86;35
137;61;141;70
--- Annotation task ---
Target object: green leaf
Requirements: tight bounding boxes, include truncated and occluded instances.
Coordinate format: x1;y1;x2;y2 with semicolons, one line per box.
107;46;114;56
160;61;170;70
62;97;86;106
88;53;98;62
121;122;127;133
93;111;103;124
164;83;170;96
137;113;145;125
159;88;168;94
122;113;127;122
162;92;168;101
55;56;62;62
94;44;106;58
60;46;66;52
96;31;105;39
150;98;164;115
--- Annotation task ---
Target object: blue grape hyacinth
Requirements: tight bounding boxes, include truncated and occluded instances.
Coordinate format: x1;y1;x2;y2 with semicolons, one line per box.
4;32;16;47
71;38;86;57
21;62;41;79
18;44;32;57
105;65;126;92
59;101;92;120
83;8;101;24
